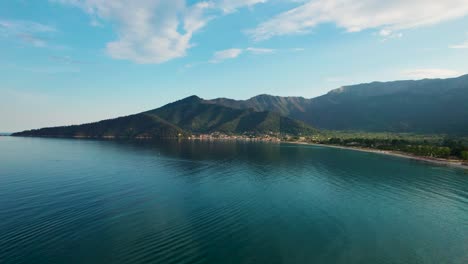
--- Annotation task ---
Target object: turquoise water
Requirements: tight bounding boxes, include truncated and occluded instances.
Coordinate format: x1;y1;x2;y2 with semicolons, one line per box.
0;137;467;264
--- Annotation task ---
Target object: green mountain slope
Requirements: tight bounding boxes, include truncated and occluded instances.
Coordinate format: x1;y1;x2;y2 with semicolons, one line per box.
208;74;468;135
208;94;308;116
13;96;316;138
13;114;185;138
14;74;467;137
146;95;315;134
304;75;468;134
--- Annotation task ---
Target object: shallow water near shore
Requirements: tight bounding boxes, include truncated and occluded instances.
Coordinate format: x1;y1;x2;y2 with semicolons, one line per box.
1;137;467;264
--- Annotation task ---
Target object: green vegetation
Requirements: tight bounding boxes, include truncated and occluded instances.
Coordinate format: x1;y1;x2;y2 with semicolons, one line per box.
461;151;468;160
13;95;316;139
146;95;316;135
12;114;185;139
209;74;468;135
293;131;468;160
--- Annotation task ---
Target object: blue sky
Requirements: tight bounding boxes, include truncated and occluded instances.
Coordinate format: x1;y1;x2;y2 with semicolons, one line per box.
1;0;468;131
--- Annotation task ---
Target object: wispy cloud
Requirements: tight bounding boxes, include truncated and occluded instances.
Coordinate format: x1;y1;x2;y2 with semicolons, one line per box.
182;46;276;68
17;33;47;47
246;47;275;54
211;48;244;63
0;19;56;33
210;46;278;63
450;41;468;49
217;0;268;14
0;19;56;48
49;55;85;64
248;0;468;41
290;48;305;52
53;0;267;64
403;68;462;79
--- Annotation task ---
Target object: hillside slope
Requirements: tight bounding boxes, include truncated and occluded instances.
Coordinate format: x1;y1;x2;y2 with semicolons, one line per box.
208;94;308;116
14;75;468;137
305;74;468;134
147;96;315;134
13;114;185;138
13;96;316;138
209;74;468;135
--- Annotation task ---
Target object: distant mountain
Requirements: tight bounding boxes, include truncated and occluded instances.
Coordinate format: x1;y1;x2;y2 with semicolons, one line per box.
146;96;313;135
13;96;315;138
208;94;309;116
13;114;185;138
208;74;468;135
13;75;468;137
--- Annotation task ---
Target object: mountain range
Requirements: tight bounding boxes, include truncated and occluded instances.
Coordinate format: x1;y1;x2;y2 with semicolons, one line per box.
13;74;468;138
209;74;468;135
13;95;314;138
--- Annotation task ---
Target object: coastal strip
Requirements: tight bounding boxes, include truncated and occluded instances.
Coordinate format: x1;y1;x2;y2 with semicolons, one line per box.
286;141;468;170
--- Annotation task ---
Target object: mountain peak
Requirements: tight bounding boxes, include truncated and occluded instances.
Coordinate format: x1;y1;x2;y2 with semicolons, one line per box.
248;94;279;100
180;95;202;102
253;94;276;98
170;95;204;105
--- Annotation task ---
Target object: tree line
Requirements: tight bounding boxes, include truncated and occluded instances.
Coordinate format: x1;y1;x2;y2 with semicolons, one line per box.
314;137;468;160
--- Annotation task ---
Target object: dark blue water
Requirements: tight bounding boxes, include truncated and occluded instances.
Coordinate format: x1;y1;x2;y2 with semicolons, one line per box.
0;137;467;264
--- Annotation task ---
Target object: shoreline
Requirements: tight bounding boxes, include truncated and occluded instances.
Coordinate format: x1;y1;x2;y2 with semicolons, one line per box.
285;141;468;170
8;135;468;170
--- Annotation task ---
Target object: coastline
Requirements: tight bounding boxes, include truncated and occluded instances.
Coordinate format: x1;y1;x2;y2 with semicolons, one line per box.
285;141;468;170
8;134;468;170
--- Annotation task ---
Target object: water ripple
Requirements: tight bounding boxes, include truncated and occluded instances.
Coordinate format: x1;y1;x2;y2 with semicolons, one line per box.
0;138;467;264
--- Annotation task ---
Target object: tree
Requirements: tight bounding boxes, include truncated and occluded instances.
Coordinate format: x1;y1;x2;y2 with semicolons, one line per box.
435;147;451;159
442;138;464;156
461;151;468;161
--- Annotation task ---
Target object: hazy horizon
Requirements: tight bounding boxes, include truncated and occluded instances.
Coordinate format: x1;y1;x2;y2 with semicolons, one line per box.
6;73;468;133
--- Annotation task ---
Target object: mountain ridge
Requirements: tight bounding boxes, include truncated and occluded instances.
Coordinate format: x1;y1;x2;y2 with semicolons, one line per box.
208;74;468;135
13;96;316;138
12;74;468;137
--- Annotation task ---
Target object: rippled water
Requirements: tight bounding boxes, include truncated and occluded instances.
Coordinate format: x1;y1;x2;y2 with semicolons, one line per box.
0;137;467;264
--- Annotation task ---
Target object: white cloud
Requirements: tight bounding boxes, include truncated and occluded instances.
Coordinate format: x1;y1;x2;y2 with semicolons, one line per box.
246;47;275;54
211;48;243;63
53;0;268;64
403;68;462;79
290;47;305;52
249;0;468;41
450;41;468;49
217;0;268;14
379;29;392;37
53;0;214;64
378;29;403;40
209;46;277;63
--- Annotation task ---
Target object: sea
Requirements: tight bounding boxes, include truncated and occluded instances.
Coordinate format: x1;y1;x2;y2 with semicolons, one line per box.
0;137;467;264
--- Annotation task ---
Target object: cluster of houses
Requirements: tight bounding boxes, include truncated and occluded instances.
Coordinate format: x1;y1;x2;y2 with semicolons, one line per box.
188;132;281;142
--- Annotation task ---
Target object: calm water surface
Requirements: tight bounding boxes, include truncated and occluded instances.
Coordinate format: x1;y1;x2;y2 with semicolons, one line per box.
0;137;467;264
